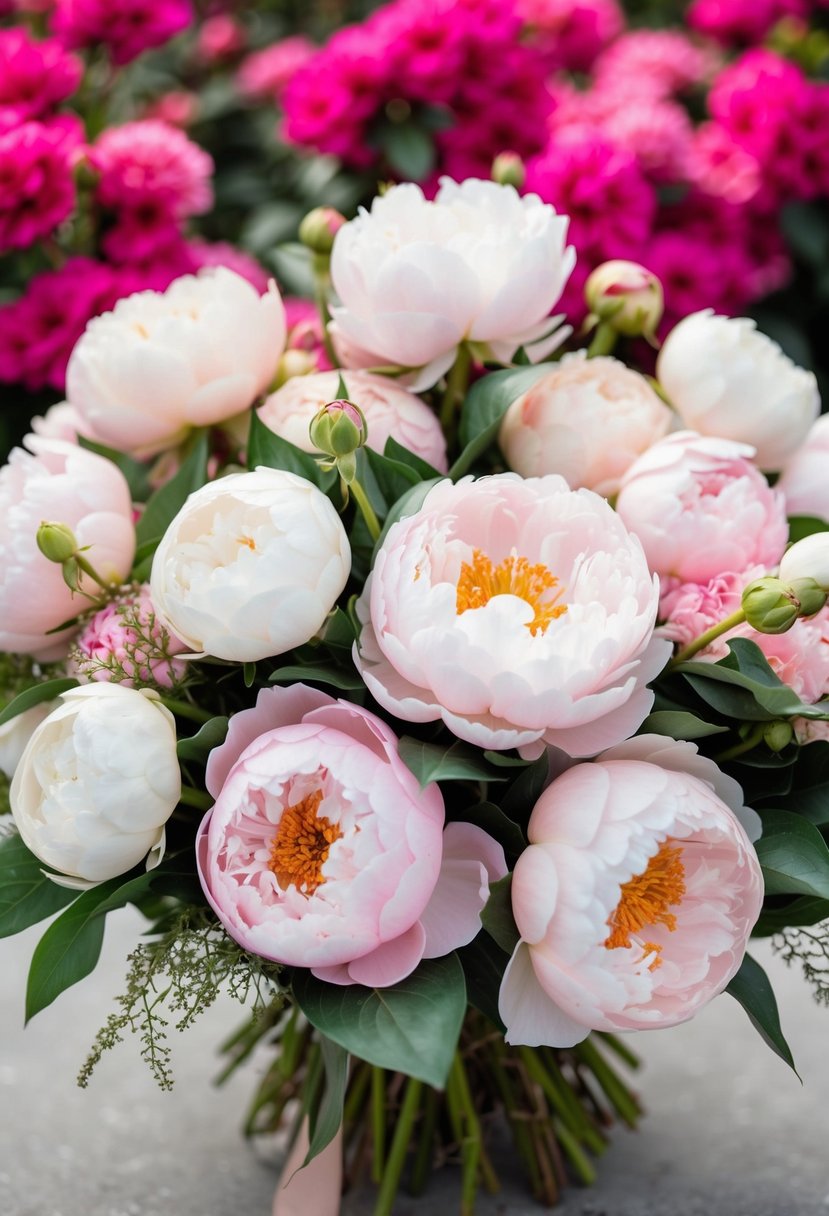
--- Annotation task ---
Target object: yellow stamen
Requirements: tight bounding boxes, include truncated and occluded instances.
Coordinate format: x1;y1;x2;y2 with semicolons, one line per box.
455;548;567;636
238;535;256;550
604;839;686;970
268;790;341;895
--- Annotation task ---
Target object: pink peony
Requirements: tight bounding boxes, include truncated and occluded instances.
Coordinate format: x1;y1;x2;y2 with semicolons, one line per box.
197;684;506;985
52;0;193;65
0;436;135;658
499;735;763;1045
283;296;332;371
70;583;188;689
355;473;669;756
0;115;80;253
90;120;213;220
237;37;316;103
616;432;788;583
258;369;448;472
0;28;81;123
776;415;829;522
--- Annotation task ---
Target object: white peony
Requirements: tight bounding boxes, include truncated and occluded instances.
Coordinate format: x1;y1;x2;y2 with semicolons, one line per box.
0;702;57;780
329;178;575;391
10;684;181;884
150;468;351;662
656;310;819;471
66;268;286;458
777;414;829;523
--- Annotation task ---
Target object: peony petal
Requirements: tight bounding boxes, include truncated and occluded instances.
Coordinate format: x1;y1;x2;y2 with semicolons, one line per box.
420;821;507;957
499;942;588;1048
338;921;427;988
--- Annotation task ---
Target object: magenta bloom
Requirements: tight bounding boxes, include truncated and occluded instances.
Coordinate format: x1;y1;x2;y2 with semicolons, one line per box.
197;685;505;986
0;115;80;253
594;29;717;97
90;120;213;219
183;239;270;294
518;0;624;73
236;37;316;103
52;0;193;64
0;28;81;124
71;584;188;689
688;0;806;46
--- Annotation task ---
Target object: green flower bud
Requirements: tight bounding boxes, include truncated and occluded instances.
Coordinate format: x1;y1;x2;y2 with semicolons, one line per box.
309;399;367;459
37;521;78;564
741;577;800;634
298;206;346;256
787;577;828;620
584;260;664;340
763;721;794;753
491;151;526;189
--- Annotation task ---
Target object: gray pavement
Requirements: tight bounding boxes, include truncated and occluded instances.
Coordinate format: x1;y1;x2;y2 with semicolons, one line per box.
2;908;828;1216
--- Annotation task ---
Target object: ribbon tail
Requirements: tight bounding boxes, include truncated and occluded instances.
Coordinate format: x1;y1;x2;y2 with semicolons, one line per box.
272;1119;343;1216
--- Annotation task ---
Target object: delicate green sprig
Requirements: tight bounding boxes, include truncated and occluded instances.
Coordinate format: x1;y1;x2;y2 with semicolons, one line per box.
774;923;829;1007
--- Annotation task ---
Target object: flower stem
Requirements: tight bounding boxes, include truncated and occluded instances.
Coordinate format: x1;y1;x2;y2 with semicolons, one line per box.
313;262;340;369
372;1075;422;1216
74;552;118;594
670;608;747;667
349;476;382;543
158;696;214;723
586;320;618;358
715;722;767;762
370;1066;386;1185
440;343;472;434
178;786;213;810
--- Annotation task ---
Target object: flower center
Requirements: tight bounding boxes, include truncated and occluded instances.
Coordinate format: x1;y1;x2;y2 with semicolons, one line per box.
604;839;686;970
455;548;567;636
268;790;342;895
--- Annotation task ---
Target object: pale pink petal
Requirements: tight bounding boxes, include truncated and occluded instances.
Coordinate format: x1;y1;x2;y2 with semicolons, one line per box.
337;921;427;988
499;942;588;1048
420;821;507;957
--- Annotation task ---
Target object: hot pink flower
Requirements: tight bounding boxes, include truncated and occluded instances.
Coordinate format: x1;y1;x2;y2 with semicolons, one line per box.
518;0;625;73
0;115;80;253
197;684;506;985
688;123;761;205
52;0;193;65
616;432;789;583
0;27;81;123
283;297;331;371
237;37;316;103
71;584;188;689
688;0;807;46
142;90;199;129
594;29;718;97
499;736;763;1045
90;120;213;220
196;14;244;64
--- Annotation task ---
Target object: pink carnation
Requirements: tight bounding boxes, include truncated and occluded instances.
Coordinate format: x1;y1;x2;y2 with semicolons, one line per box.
71;584;188;689
0;115;80;253
518;0;625;73
100;202;185;265
90;120;213;219
688;123;761;205
197;684;506;986
687;0;807;46
52;0;193;64
594;29;718;97
0;27;81;123
658;568;760;659
236;37;316;103
196;14;244;64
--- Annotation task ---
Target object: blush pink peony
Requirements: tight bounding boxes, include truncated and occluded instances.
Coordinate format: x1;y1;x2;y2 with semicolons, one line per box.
499;735;764;1046
197;685;506;985
355;474;669;756
258;369;448;472
615;432;788;583
777;415;829;523
70;583;188;689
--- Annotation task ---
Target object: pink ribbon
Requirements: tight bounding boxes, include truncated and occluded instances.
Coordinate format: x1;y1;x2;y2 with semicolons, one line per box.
272;1120;343;1216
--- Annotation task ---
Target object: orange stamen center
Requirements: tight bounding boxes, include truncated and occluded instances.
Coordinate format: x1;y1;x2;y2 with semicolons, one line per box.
455;548;567;636
268;790;341;895
604;839;686;970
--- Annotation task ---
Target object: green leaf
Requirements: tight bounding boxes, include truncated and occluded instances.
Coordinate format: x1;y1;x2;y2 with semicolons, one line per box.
0;678;78;728
364;446;421;513
451;363;555;480
754;895;829;936
456;933;508;1032
78;437;153;502
269;664;364;692
398;737;506;789
679;640;823;722
787;516;829;543
480;875;520;955
292;954;466;1088
176;716;229;764
0;832;77;938
725;953;797;1075
321;608;357;654
501;752;550;822
458;803;526;859
639;710;729;740
304;1035;348;1166
755;809;829;898
135;431;209;549
382;436;442;481
780;741;829;825
247;410;335;492
379;122;435;181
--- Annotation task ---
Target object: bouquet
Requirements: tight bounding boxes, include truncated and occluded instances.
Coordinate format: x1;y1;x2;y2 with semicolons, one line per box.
2;175;829;1216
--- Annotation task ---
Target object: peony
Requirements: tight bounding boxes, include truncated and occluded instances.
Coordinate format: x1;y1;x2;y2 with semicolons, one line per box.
258;369;448;472
0;701;57;780
777;415;829;523
70;583;188;689
656;311;820;471
615;432;788;583
498;352;671;494
197;684;506;985
499;735;763;1046
150;468;351;663
778;533;829;592
329;178;575;390
354;474;669;756
0;436;135;659
10;684;181;884
65;268;286;458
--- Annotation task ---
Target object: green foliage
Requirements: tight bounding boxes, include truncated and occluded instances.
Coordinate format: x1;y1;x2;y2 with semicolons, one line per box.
398;737;509;789
176;716;230;764
755;809;829;899
248;409;336;492
0;677;79;729
480;875;520;955
134;431;210;553
0;830;77;937
451;363;556;479
726;953;797;1074
773;921;829;1008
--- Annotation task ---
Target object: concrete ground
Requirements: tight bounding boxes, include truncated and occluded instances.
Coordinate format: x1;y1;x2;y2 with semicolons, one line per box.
2;909;828;1216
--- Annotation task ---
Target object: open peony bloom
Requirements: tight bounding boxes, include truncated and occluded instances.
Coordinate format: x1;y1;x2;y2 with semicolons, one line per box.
150;468;351;663
0;435;135;659
197;685;506;986
499;352;672;494
499;735;764;1046
777;414;829;524
656;310;820;472
11;684;181;885
65;268;286;458
354;474;669;756
329;178;575;391
615;431;788;584
258;369;448;472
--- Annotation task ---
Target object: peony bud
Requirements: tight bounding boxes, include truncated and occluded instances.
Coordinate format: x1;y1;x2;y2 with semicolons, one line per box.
299;206;346;256
779;533;829;593
36;521;78;564
274;348;317;388
491;151;526;189
764;721;794;752
742;577;801;634
309;399;367;459
585;260;664;340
